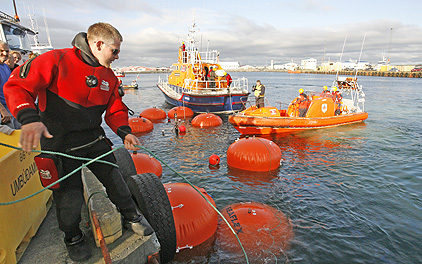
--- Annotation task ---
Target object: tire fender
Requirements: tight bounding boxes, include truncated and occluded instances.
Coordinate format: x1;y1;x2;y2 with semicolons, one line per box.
126;173;177;263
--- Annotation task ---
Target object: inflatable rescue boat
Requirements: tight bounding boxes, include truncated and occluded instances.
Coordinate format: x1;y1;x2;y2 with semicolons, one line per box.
229;76;368;135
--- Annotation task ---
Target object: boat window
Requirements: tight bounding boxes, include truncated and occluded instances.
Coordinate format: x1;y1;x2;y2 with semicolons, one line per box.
2;24;32;52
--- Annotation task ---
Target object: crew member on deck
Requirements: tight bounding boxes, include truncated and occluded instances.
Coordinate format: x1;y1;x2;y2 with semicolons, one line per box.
208;67;217;88
225;72;232;88
332;87;342;115
253;80;265;108
293;88;309;117
320;85;332;97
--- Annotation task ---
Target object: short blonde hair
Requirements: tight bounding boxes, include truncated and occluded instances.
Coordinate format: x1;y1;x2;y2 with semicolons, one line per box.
87;22;123;44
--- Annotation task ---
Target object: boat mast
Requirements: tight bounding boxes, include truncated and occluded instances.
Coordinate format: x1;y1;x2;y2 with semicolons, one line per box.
335;35;347;80
387;27;393;69
355;34;366;79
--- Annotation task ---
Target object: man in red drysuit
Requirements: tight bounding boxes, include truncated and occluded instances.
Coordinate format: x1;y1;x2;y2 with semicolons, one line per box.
4;22;153;262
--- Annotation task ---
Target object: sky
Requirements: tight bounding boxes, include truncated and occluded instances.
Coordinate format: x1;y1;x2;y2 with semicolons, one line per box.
3;0;422;67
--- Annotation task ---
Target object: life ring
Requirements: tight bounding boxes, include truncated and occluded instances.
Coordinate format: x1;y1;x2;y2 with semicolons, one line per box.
113;147;137;182
126;173;177;263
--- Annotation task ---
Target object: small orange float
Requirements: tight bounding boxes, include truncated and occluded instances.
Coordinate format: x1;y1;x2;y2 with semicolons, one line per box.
164;183;218;252
227;137;281;171
131;152;163;178
139;107;167;121
217;202;293;257
168;106;194;119
128;117;153;134
191;113;223;128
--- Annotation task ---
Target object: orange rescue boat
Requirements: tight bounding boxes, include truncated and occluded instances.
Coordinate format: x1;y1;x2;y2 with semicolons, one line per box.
229;76;368;135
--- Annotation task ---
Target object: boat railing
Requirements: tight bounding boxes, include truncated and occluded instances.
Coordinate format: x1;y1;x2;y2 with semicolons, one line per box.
182;49;219;65
180;77;248;95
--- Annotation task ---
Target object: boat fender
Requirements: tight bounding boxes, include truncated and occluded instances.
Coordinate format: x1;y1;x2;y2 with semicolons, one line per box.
34;153;64;190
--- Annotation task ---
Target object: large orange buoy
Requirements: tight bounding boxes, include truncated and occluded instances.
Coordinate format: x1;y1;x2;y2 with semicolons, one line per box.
168;106;194;119
164;183;218;252
129;117;153;134
131;152;163;178
217;202;293;258
227;137;281;171
191;113;223;128
139;107;167;121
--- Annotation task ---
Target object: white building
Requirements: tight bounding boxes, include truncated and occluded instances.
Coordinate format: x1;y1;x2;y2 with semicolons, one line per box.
274;62;299;70
219;62;241;70
301;58;317;70
342;59;368;70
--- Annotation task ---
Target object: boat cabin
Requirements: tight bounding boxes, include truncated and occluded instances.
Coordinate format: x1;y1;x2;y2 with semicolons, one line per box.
0;11;35;54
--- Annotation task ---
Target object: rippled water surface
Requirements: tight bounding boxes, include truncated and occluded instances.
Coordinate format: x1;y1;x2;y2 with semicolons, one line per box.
107;72;421;263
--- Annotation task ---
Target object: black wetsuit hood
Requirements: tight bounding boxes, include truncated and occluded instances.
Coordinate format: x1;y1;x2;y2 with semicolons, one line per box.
71;32;101;67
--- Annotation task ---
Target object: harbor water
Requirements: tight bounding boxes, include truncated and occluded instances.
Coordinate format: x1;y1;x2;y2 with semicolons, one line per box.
109;72;421;263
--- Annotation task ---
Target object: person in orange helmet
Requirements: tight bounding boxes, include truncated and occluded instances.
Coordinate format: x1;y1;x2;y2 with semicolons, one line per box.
293;88;309;117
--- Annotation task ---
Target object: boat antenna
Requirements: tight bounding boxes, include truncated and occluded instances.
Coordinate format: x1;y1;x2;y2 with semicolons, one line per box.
387;27;393;68
43;8;53;47
12;0;20;21
355;34;366;79
335;34;347;79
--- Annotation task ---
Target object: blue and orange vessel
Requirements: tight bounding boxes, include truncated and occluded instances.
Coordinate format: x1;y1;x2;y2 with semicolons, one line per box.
157;21;249;113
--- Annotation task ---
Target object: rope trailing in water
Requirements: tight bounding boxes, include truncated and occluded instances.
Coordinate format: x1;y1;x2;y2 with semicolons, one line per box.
0;144;125;206
134;144;250;264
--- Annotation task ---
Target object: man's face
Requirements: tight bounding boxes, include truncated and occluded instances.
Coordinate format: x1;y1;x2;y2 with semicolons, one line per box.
93;38;121;68
0;44;10;64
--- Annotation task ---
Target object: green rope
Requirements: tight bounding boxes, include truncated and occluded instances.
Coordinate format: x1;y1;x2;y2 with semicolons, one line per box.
0;145;125;206
135;144;250;264
0;142;118;168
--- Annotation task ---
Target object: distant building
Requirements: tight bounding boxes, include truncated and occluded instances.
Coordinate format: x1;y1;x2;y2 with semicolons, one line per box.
274;62;298;70
239;65;255;70
219;62;241;70
301;58;317;70
341;59;368;70
319;61;341;71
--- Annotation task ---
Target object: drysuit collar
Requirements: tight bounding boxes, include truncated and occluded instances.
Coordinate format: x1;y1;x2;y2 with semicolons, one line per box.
71;32;101;67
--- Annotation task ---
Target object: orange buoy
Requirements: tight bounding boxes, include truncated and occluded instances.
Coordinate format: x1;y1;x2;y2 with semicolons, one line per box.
139;107;167;121
217;202;293;257
128;117;153;134
164;183;218;252
178;125;186;133
191;113;222;128
209;154;220;166
168;106;194;119
227;137;281;171
131;152;163;178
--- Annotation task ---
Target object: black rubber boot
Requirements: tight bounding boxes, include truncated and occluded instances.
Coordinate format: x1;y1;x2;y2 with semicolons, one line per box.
123;214;154;236
64;233;92;262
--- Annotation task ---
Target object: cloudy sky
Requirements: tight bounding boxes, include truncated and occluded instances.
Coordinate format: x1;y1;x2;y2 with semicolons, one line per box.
4;0;422;67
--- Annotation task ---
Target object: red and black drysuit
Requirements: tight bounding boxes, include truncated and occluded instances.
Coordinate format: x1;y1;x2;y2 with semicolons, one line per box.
4;33;139;240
